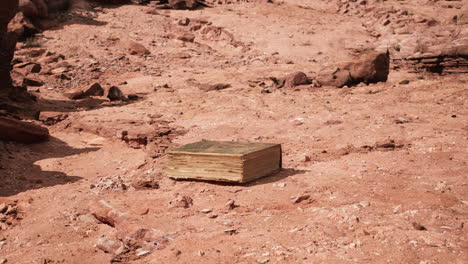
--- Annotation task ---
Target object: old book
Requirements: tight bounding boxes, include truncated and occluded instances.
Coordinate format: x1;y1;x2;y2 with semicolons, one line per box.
166;140;282;183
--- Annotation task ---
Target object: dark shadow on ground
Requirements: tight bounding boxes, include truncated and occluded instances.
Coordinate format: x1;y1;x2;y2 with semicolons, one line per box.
171;168;308;187
245;168;307;187
36;96;139;113
0;136;99;197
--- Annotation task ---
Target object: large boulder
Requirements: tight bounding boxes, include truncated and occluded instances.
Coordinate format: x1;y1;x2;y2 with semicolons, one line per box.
342;51;390;84
0;0;19;91
316;51;390;87
0;116;49;143
316;66;352;88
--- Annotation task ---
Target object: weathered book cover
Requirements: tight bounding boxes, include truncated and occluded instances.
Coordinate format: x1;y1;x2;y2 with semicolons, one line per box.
166;140;282;183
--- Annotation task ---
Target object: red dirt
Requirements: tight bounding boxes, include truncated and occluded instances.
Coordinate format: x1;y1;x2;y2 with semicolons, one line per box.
1;0;467;263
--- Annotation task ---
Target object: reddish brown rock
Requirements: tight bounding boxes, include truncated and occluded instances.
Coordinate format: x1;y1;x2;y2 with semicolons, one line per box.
199;83;231;91
96;235;126;255
8;11;40;39
65;83;104;100
131;175;160;190
316;51;390;87
22;75;44;87
88;200;126;228
13;62;42;74
107;86;126;101
284;71;309;88
176;33;195;42
316;66;352;88
343;51;390;84
116;223;170;252
0;116;49;143
168;194;193;208
125;41;150;56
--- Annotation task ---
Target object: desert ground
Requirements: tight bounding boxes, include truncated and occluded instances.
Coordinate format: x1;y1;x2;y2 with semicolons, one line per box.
0;0;467;263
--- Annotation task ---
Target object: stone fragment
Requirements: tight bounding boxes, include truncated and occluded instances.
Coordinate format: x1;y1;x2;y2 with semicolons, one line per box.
107;86;126;101
65;83;104;100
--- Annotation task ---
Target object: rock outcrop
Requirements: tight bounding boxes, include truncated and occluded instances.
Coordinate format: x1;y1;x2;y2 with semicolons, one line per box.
394;44;468;75
0;0;19;92
0;116;49;143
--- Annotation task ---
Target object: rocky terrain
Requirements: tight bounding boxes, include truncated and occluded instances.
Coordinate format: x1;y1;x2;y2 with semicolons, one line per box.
0;0;467;263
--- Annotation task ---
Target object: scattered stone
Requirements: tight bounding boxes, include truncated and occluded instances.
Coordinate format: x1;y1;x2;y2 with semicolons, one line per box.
13;62;41;74
276;182;286;188
78;214;99;223
374;139;403;150
178;17;190;26
200;209;212;214
0;258;6;264
224;228;238;235
208;213;218;219
0;200;19;230
412;222;427;231
176;33;196;42
65;83;104;100
292;194;311;204
91;176;127;193
89;200;126;227
168;195;193;208
107;86;126;101
131;175;160;190
96;235;126;255
0;116;49;143
399;80;410;85
37;53;65;64
284;71;309;88
394;118;409;124
125;41;150;56
393;204;402;214
359;201;370;207
225;200;238;210
22;76;43;87
117;226;171;252
135;249;151;256
38;111;68;126
199;83;231;92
